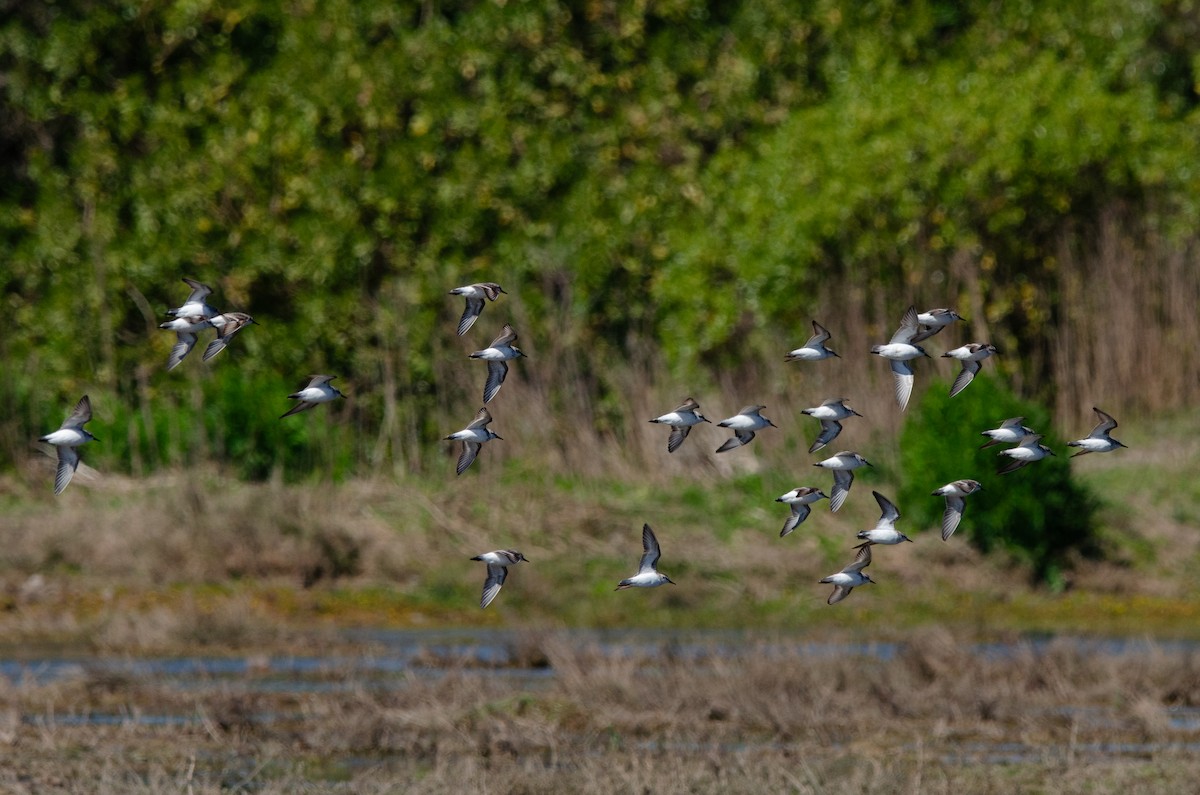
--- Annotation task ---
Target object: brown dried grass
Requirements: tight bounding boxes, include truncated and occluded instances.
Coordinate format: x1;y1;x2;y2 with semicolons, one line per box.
3;628;1200;792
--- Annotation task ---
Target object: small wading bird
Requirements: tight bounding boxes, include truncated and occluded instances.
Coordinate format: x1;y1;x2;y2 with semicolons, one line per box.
1068;407;1127;457
648;397;711;454
449;282;506;336
165;277;218;321
160;277;221;371
280;375;345;418
801;398;862;454
445;407;502;475
942;343;998;398
911;307;965;343
615;524;674;589
715;405;775;453
470;549;528;609
871;305;931;412
160;312;213;371
202;312;256;362
997;434;1055;474
775;487;828;537
980;417;1036;449
785;321;839;362
39;395;97;495
932;479;983;541
813;450;872;512
469;324;525;404
820;544;874;605
854;491;911;547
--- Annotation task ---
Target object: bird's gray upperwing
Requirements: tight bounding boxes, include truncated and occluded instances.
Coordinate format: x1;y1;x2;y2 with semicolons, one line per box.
809;419;843;454
489;324;518;348
889;305;921;344
667;425;691;454
458;298;485;336
483;360;508;404
466;407;493;430
54;446;80;496
167;333;197;371
873;491;900;524
780;504;811;537
480;564;509;609
456;441;481;476
949;360;981;398
941;497;966;540
638;524;662;573
63;395;92;428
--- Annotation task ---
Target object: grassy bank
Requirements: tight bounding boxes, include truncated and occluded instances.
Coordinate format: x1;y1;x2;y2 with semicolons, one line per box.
1;408;1198;652
1;412;1198;792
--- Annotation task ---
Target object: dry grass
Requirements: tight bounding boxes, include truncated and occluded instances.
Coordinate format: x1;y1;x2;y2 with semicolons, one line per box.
2;628;1200;792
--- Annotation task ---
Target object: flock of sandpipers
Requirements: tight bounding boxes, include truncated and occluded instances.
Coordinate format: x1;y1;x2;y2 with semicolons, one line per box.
36;279;1127;609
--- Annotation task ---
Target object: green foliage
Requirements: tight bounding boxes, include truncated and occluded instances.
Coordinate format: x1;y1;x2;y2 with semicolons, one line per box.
1;0;1199;480
660;1;1200;368
73;370;356;482
897;376;1099;580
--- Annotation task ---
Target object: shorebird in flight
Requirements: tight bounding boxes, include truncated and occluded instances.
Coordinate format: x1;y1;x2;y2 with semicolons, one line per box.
871;305;931;412
280;375;345;418
449;282;506;336
615;524;674;589
820;544;874;605
649;398;710;454
39;395;97;495
470;549;528;609
1068;407;1127;457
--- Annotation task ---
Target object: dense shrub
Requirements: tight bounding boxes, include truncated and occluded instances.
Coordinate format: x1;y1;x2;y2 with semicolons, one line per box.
897;376;1099;583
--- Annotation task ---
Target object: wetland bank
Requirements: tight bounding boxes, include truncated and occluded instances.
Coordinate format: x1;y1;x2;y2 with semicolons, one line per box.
2;412;1200;793
4;627;1200;793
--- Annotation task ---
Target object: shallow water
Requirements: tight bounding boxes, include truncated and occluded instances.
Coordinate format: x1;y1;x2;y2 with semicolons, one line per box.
4;627;1199;752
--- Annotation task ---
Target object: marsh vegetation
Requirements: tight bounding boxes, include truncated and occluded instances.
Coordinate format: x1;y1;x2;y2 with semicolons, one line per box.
5;629;1200;793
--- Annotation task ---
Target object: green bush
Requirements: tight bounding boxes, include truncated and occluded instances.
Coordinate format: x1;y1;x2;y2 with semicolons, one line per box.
897;376;1099;583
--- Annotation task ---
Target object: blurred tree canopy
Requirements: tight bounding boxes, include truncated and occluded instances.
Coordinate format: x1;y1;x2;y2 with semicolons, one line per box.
2;0;1198;478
